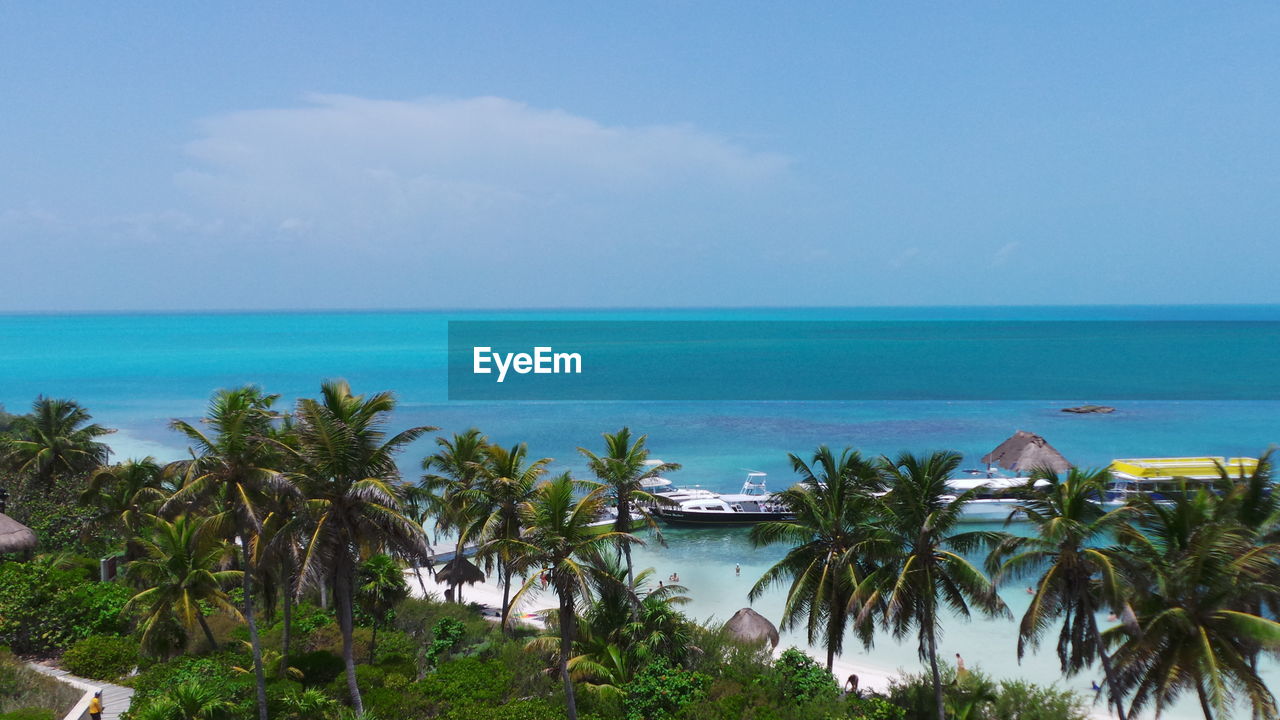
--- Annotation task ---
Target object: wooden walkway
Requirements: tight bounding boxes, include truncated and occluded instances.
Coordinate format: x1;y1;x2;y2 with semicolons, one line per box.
27;663;134;720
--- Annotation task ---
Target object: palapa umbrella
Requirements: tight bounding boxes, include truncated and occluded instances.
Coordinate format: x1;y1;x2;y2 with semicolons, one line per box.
981;430;1070;474
435;557;485;587
725;607;779;648
0;513;37;555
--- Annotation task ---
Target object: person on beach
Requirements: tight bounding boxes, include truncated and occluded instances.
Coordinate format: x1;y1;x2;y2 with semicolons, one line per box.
735;563;741;576
955;653;967;678
89;691;103;720
845;673;859;694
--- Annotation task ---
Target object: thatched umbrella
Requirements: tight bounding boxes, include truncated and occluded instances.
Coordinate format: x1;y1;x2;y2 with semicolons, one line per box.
435;557;485;587
0;513;37;555
981;430;1070;474
725;607;779;648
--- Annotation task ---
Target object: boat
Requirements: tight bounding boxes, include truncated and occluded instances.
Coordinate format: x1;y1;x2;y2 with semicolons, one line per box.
654;472;794;526
943;476;1048;522
1096;456;1259;510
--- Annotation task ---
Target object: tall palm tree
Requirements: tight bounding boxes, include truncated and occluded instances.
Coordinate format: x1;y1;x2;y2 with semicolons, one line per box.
578;428;680;594
3;397;113;491
1108;487;1280;720
857;450;1009;720
79;457;168;540
749;446;880;671
987;467;1132;720
278;379;434;716
163;386;291;720
123;514;242;656
420;429;489;603
477;442;549;635
507;474;635;720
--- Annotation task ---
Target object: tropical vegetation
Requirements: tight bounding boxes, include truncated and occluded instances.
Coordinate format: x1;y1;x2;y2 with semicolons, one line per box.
2;390;1278;720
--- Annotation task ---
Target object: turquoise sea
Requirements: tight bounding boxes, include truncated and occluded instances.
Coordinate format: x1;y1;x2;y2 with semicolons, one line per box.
3;306;1278;718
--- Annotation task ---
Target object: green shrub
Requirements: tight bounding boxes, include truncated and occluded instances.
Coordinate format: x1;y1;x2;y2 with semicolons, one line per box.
423;618;465;668
62;635;139;681
416;657;511;709
326;665;385;704
440;699;565;720
990;679;1088;720
622;658;709;720
848;695;907;720
292;651;344;687
362;685;426;718
124;651;241;711
0;563;130;653
773;648;837;703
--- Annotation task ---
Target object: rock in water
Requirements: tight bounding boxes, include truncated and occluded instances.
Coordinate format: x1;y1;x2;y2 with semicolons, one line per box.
1062;404;1115;414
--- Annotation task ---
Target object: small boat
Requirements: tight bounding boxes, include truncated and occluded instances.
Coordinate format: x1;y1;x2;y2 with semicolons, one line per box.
943;477;1047;522
655;472;794;526
1095;456;1259;510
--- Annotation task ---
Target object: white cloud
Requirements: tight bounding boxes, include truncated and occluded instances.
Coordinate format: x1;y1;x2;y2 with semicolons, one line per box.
992;241;1021;266
175;94;789;238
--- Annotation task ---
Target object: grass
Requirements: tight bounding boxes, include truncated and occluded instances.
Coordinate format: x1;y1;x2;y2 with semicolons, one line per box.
0;649;82;717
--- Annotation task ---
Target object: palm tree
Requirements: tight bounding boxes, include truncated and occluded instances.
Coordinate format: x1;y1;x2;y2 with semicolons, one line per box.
278;379;434;716
857;450;1009;720
131;680;235;720
123;514;243;656
3;397;113;491
578;428;680;594
477;442;549;634
529;552;696;699
79;457;168;541
420;429;489;602
749;446;880;671
357;553;409;663
163;386;292;720
507;473;636;720
1107;487;1280;720
987;467;1133;720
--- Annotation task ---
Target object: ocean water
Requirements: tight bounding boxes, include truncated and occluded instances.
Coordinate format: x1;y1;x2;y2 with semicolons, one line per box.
2;306;1278;718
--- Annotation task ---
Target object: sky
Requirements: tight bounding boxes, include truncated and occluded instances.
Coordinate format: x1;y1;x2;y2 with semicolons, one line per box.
2;3;1279;311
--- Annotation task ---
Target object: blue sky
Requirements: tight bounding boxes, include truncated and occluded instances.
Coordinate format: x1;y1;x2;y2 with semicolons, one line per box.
3;3;1278;311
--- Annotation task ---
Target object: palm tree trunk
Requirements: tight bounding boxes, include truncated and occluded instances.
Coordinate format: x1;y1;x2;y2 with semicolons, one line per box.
500;561;513;637
1195;678;1215;720
1088;616;1128;720
242;545;269;720
196;610;218;650
413;560;429;599
926;616;945;720
825;597;842;673
281;570;294;672
370;623;378;665
618;499;640;621
453;536;466;603
558;588;579;720
335;566;365;715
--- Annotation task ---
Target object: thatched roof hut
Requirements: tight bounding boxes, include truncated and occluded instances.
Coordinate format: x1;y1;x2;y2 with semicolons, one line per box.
981;431;1070;474
0;513;37;555
725;607;779;648
435;557;485;587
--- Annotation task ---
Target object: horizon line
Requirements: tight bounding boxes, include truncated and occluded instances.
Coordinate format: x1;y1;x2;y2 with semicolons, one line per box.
3;301;1280;318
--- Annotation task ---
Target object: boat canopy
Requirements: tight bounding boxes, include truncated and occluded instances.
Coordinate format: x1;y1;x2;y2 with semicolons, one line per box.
1109;456;1258;481
946;477;1049;491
